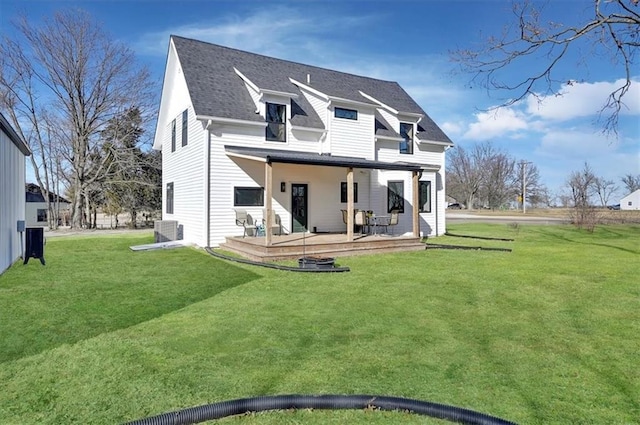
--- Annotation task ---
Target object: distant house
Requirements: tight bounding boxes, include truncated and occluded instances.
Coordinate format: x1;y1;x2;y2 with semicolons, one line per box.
153;36;453;248
0;113;31;274
25;183;71;227
620;189;640;211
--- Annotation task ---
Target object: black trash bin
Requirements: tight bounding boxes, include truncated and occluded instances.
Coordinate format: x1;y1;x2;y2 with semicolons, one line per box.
24;227;45;265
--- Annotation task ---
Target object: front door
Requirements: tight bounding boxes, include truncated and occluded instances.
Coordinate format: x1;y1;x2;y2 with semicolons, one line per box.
291;183;308;233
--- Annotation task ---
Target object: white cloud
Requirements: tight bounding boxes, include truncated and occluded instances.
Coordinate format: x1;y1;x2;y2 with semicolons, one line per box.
134;7;374;59
441;121;463;136
462;107;529;140
526;79;640;121
535;128;620;159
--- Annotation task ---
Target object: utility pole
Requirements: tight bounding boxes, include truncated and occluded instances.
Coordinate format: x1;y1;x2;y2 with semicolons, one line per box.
519;160;532;214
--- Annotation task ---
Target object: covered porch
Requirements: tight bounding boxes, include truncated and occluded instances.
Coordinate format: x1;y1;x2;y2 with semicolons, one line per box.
220;231;425;262
223;145;439;239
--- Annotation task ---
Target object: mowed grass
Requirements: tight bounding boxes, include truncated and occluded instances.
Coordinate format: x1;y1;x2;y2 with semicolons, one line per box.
0;225;638;424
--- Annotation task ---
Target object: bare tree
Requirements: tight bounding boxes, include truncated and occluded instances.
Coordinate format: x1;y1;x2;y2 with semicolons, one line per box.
593;177;618;206
515;162;547;209
447;141;523;209
620;173;640;194
481;148;517;209
566;162;598;230
446;144;484;209
452;0;639;134
0;10;154;229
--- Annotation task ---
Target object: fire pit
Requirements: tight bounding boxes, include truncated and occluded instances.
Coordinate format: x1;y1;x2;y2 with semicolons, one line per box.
298;256;336;269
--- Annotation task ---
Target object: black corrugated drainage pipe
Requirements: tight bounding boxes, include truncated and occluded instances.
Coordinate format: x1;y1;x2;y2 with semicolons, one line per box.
125;394;516;425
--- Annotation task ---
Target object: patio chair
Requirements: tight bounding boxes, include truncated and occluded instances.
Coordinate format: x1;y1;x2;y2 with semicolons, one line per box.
262;210;283;235
235;209;257;237
354;210;368;234
342;209;360;232
385;210;399;234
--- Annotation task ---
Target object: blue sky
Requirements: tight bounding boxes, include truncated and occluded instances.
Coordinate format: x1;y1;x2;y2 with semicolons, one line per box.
2;0;638;198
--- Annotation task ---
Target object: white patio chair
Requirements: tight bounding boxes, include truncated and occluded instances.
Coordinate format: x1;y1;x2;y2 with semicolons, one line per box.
235;209;257;237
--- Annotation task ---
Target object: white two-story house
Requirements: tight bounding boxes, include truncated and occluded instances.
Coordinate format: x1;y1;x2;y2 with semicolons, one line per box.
153;36;453;249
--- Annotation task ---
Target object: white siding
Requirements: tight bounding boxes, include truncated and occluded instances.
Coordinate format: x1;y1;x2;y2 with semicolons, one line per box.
162;106;207;246
329;105;375;158
620;189;640;210
25;202;71;227
0;130;26;274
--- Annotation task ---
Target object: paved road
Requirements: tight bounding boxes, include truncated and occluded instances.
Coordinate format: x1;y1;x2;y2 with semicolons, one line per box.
446;212;569;225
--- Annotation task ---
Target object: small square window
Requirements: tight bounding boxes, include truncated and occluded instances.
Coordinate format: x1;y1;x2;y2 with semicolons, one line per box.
340;182;358;203
335;107;358;120
37;208;48;222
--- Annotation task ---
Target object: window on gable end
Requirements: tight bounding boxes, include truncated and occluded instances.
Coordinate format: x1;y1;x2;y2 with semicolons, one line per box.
171;119;176;152
266;103;286;142
181;109;188;147
400;122;413;154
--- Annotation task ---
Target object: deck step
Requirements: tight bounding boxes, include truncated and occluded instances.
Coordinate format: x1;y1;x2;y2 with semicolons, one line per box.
219;234;425;262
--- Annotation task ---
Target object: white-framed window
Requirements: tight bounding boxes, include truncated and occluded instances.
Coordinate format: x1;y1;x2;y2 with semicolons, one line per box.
400;122;413;154
166;182;174;214
266;103;286;142
234;187;264;206
335;107;358;120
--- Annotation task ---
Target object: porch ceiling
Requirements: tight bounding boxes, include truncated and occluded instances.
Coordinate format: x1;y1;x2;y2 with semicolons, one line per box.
225;145;439;172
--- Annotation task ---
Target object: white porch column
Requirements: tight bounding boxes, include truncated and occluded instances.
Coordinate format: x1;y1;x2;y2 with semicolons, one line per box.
347;167;354;241
412;171;420;238
265;162;273;246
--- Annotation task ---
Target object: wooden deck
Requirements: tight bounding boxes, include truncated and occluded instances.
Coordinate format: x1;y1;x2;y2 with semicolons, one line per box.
220;232;426;262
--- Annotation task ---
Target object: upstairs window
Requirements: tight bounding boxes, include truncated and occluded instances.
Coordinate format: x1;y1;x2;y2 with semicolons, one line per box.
266;103;286;142
171;119;176;152
400;122;413;154
335;107;358;120
181;109;188;146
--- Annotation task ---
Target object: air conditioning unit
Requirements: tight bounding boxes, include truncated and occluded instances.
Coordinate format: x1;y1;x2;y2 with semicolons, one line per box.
154;220;178;243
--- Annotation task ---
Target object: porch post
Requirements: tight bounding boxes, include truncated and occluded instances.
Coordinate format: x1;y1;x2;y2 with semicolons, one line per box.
265;162;273;246
347;167;354;241
412;171;420;238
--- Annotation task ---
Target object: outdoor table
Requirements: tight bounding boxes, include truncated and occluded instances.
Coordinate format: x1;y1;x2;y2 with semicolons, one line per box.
369;215;389;235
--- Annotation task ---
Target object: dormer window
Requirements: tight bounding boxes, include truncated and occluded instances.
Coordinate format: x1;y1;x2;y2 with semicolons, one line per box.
400;122;413;154
335;107;358;120
266;103;286;142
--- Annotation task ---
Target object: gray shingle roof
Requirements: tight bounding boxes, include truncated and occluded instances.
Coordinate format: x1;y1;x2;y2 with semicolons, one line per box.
172;35;452;144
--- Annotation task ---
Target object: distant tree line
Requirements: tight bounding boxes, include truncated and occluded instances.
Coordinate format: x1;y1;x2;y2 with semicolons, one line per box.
0;10;160;229
446;141;548;210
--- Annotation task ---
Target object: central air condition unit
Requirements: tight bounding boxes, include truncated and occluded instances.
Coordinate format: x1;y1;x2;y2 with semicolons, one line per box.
154;220;178;243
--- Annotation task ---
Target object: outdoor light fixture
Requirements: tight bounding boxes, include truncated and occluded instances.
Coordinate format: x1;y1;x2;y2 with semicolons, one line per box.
281;182;286;192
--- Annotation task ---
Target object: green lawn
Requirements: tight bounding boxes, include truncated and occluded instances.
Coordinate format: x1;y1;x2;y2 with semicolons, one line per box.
0;225;638;424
